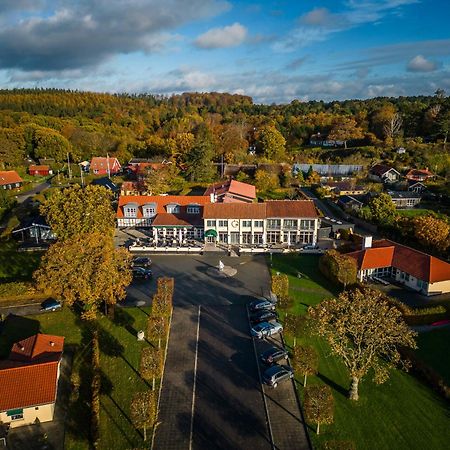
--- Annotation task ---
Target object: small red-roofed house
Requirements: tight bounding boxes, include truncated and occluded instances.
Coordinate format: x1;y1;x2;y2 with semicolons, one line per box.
405;168;435;182
0;171;23;190
204;179;256;203
28;165;52;176
347;239;450;296
0;334;64;428
90;157;121;175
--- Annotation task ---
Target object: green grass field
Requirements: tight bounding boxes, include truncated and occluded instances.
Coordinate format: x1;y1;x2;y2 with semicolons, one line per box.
0;240;42;281
271;254;450;450
397;208;434;218
0;306;152;450
416;327;450;385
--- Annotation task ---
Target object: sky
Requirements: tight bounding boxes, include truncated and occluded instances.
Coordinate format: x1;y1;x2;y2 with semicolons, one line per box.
0;0;449;104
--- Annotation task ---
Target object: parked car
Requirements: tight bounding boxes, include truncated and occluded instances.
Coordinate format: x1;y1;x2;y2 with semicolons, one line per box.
262;365;294;388
303;243;319;250
132;256;152;268
249;298;276;312
260;347;289;365
251;321;283;339
250;310;278;324
132;267;153;280
40;299;62;312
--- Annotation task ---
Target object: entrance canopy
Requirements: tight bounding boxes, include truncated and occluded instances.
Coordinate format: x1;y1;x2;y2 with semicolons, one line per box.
204;229;218;237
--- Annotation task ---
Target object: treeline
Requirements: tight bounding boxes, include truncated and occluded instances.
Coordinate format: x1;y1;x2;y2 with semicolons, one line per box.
0;88;449;177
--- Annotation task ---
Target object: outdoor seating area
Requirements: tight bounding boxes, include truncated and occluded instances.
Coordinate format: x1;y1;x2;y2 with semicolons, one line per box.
128;237;203;253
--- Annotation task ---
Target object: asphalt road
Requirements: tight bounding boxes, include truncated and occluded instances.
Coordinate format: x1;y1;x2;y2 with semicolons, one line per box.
151;254;309;450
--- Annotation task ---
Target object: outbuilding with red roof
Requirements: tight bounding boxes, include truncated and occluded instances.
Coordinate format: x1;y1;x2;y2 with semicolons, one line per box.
0;171;23;190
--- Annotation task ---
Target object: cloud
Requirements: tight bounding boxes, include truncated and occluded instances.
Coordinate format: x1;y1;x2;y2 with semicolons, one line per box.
0;0;231;72
407;55;439;72
285;57;308;70
275;0;419;51
194;23;247;49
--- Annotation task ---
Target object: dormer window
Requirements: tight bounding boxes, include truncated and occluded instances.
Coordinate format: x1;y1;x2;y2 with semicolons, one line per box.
166;203;180;214
143;203;156;218
124;203;138;218
187;204;200;214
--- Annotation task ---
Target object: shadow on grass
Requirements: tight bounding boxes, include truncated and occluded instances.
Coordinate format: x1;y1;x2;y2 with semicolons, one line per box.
317;372;348;398
113;307;138;337
0;314;40;358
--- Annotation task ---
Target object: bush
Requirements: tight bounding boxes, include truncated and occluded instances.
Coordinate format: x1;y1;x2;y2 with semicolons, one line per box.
0;281;35;297
91;330;101;448
386;297;448;325
271;273;289;301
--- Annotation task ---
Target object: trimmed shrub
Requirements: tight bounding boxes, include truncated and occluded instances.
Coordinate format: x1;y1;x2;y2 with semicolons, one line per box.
91;330;101;448
271;273;289;301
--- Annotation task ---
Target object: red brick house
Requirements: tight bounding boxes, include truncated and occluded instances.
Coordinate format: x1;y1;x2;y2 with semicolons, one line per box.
28;165;52;176
90;157;121;175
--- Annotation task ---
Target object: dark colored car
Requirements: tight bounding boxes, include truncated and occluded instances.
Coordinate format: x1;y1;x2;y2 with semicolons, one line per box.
40;299;62;312
250;310;278;324
132;257;152;268
132;267;153;280
262;365;294;388
249;298;276;312
260;347;289;365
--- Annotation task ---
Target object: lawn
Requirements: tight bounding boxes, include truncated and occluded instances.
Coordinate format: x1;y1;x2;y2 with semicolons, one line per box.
397;208;434;218
0;240;42;281
415;327;450;385
0;305;152;450
270;254;450;450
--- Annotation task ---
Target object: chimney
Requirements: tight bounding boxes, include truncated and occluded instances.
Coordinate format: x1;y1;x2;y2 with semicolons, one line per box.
19;345;25;351
50;341;55;347
362;236;372;249
210;193;216;203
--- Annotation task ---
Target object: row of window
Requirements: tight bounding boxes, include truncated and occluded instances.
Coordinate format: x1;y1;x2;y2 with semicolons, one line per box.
206;219;315;229
214;231;314;245
123;204;200;218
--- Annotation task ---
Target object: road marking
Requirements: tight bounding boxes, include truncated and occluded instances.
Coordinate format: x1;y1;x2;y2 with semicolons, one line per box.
247;305;275;450
189;305;201;450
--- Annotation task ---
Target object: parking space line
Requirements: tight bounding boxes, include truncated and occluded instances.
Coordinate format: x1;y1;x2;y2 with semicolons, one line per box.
189;305;201;450
247;305;275;450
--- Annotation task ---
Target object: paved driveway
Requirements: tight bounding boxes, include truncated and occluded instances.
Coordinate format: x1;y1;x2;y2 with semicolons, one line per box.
149;254;310;450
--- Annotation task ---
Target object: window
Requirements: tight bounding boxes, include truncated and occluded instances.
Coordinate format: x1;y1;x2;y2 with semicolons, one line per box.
283;219;298;229
166;204;180;214
206;220;216;227
219;232;228;243
267;219;281;229
242;220;252;228
218;220;228;227
298;231;313;243
242;232;252;244
11;414;23;421
187;206;200;214
143;205;156;218
267;231;281;243
230;232;240;244
300;220;315;230
124;206;137;217
253;233;263;244
253;220;263;228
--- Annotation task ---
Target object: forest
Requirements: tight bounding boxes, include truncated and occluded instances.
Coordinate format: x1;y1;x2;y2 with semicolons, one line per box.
0;88;449;179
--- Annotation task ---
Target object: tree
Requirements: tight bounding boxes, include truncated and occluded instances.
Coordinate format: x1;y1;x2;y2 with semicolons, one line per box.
144;163;185;195
328;117;364;149
34;233;132;319
304;385;334;435
257;126;286;161
319;250;357;288
412;215;450;252
271;273;289;302
130;391;157;441
368;193;398;226
40;185;115;241
184;126;216;182
292;345;319;386
33;126;75;162
254;169;279;192
283;314;305;347
140;347;163;391
147;315;168;349
308;287;417;401
0;127;26;168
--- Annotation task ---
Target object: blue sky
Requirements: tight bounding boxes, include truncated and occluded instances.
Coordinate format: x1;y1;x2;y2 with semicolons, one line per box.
0;0;449;103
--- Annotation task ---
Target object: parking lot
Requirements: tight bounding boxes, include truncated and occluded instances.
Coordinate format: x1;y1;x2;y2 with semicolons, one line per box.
146;254;309;450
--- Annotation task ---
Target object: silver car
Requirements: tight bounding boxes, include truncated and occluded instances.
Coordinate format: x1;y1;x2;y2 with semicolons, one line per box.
251;321;283;339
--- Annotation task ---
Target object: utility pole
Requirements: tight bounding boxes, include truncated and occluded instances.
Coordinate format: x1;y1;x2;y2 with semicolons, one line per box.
67;153;72;180
80;164;85;187
106;153;111;179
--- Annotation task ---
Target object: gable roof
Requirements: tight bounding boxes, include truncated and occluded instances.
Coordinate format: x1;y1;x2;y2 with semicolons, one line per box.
28;165;50;172
203;200;318;219
0;361;60;411
370;164;399;177
387;190;422;199
347;239;450;283
8;334;64;364
406;168;434;178
90;157;121;171
0;170;23;186
204;179;256;201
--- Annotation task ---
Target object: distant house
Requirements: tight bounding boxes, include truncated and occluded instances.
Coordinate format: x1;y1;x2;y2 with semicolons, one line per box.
347;239;450;296
79;161;90;173
369;164;401;183
387;191;422;209
396;147;406;154
337;195;364;212
405;168;435;182
90;157;121;175
0;334;64;428
407;181;426;194
28;165;52;176
204;180;256;204
91;177;119;194
309;132;344;147
321;180;365;197
0;171;23;190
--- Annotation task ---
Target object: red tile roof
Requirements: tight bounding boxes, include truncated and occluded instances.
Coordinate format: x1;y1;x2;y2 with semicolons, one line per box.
90;157;121;171
0;171;23;186
203;200;318;219
347;239;450;283
204;180;256;201
406;169;434;180
29;165;50;171
0;362;59;411
117;195;210;219
9;334;64;364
